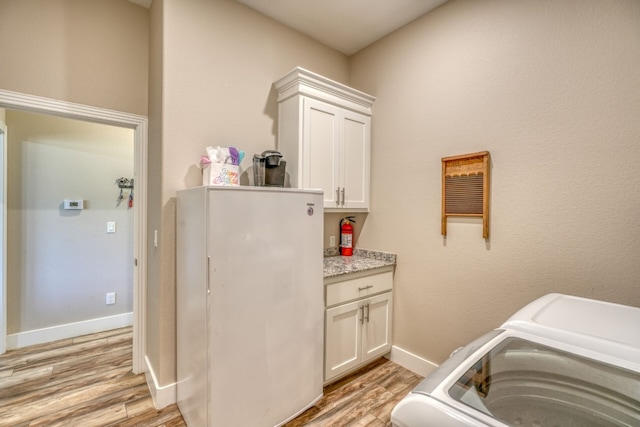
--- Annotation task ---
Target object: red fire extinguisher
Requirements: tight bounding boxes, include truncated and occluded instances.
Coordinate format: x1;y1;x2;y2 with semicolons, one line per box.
340;216;356;256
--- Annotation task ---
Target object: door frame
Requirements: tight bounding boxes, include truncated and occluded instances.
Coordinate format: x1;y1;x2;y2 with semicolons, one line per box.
0;119;6;356
0;89;147;374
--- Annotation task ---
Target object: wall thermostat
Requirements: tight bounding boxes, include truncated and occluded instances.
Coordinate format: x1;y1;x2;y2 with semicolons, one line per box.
64;199;84;210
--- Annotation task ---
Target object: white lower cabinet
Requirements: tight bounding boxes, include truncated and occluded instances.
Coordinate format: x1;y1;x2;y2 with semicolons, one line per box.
324;270;393;383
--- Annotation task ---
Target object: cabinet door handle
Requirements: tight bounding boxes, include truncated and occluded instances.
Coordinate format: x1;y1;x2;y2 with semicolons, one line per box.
358;285;373;291
341;187;345;206
336;187;340;206
360;305;365;324
365;303;370;323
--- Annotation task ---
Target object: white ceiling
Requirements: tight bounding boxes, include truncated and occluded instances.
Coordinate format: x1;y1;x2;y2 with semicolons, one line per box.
126;0;448;56
236;0;448;55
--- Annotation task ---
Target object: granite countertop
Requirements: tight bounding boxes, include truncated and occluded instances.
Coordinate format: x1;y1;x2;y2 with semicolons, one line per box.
323;248;396;279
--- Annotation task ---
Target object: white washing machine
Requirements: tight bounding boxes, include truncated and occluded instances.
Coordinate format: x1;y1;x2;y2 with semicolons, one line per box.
391;293;640;427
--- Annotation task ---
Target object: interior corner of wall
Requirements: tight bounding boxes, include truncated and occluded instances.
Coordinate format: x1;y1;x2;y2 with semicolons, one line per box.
389;345;439;378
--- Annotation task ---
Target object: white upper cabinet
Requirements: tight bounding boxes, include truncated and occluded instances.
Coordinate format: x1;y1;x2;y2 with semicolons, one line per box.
275;67;375;211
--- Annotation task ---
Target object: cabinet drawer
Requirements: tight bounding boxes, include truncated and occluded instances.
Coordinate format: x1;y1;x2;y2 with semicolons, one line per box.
326;271;392;307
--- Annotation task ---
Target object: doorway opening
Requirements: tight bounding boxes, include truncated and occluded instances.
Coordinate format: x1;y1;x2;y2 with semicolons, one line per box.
0;89;147;374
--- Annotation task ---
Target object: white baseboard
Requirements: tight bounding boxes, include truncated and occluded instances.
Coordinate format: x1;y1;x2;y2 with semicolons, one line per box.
388;345;439;378
6;312;133;350
145;355;176;409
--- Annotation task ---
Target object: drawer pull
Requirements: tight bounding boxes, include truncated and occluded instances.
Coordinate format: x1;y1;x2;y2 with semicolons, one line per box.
358;285;373;291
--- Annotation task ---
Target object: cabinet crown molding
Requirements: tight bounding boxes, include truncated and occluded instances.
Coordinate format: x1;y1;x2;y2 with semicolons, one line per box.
274;67;375;115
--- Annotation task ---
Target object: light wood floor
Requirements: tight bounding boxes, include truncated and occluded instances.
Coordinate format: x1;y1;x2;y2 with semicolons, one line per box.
286;358;423;427
0;327;423;426
0;327;185;426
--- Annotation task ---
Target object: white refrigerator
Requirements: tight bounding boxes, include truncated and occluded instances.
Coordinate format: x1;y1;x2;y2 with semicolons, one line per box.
176;186;324;427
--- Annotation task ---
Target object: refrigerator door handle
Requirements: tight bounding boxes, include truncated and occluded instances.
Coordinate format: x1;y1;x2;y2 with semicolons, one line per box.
206;256;211;295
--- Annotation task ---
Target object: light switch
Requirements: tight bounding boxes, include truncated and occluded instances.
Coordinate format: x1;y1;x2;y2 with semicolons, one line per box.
107;222;116;233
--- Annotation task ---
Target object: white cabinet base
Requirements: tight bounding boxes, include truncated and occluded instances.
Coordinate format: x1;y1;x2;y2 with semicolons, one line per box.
324;270;393;383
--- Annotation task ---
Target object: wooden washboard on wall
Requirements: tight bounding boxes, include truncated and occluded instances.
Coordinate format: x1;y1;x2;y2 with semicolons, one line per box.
442;151;490;238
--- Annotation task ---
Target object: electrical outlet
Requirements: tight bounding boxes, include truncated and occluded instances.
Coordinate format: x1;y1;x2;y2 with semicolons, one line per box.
329;235;336;247
106;292;116;305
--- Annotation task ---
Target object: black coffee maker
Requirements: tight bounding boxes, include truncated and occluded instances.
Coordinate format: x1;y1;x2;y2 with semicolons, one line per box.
253;150;286;187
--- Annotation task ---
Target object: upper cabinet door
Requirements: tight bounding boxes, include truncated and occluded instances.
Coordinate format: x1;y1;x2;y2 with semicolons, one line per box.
340;110;370;210
303;98;341;207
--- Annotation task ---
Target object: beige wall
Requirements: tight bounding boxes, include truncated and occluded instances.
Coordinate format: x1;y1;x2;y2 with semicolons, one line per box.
6;110;134;334
0;0;149;115
146;0;349;386
350;0;640;365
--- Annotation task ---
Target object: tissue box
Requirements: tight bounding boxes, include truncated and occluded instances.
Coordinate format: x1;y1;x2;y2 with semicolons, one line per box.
203;163;239;186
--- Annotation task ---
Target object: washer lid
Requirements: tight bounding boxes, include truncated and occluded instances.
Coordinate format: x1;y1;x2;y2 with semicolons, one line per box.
501;293;640;366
